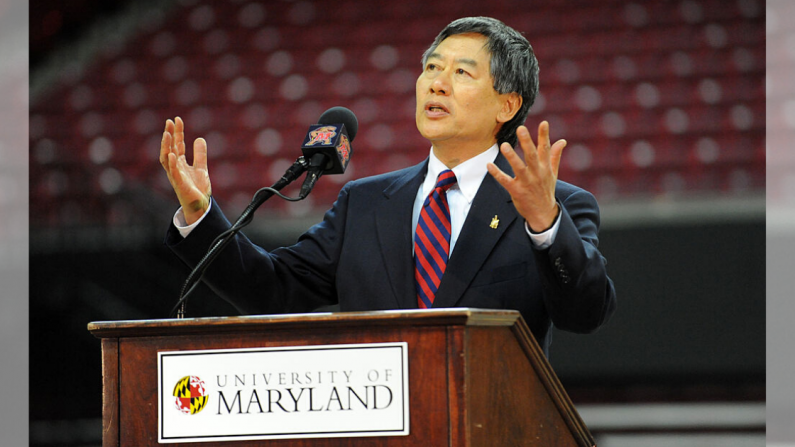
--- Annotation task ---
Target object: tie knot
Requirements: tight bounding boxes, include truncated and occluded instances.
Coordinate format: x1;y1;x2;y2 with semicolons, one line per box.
435;170;457;192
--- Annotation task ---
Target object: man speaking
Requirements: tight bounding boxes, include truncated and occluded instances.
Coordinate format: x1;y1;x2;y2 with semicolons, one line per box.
159;17;616;355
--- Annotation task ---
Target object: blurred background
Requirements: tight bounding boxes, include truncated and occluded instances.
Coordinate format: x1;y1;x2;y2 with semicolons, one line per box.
27;0;770;445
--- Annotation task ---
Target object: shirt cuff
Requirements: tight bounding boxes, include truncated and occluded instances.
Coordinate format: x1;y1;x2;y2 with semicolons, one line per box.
173;200;213;239
524;205;561;250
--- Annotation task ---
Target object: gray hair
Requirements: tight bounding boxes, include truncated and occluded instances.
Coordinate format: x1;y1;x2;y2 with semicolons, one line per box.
421;17;539;147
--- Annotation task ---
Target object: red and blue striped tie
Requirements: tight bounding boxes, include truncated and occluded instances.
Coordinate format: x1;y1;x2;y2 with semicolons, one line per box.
415;169;457;309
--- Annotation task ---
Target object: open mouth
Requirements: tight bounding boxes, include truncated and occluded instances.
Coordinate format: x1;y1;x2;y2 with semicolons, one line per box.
425;103;449;114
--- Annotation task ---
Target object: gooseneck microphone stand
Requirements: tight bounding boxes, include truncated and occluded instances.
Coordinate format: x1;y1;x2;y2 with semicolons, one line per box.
169;156;310;319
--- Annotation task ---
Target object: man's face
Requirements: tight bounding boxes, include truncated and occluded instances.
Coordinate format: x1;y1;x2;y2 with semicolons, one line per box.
415;33;510;151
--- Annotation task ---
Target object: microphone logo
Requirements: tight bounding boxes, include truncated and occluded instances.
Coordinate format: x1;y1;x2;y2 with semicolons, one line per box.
337;134;351;164
305;125;338;146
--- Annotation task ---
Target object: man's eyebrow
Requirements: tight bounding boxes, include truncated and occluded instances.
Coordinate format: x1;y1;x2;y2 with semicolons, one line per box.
426;52;479;67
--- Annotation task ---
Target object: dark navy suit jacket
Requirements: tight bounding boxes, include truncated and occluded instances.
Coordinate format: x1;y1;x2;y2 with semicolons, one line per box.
166;153;616;354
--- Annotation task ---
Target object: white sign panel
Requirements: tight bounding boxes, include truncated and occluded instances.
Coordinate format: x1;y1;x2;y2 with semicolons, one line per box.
157;342;409;443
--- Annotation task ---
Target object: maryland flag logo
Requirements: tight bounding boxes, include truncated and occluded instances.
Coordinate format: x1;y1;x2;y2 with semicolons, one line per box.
173;376;209;415
306;125;337;146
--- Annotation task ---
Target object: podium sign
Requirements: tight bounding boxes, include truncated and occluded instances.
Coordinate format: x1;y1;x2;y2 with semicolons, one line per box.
158;342;409;443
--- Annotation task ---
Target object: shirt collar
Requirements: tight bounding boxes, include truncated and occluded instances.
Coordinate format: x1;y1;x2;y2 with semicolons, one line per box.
424;144;499;204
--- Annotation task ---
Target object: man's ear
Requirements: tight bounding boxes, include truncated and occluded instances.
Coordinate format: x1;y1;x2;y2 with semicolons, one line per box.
497;92;522;124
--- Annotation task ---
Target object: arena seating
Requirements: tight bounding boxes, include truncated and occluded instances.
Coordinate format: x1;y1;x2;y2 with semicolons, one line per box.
29;0;765;227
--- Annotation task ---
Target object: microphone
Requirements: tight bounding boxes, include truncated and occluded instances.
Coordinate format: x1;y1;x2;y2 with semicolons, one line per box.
299;106;358;198
172;107;358;319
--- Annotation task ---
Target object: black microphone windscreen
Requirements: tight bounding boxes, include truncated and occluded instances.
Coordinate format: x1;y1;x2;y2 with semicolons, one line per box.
318;106;359;142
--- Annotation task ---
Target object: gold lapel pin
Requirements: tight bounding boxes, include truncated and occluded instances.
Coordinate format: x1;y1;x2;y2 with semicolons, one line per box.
489;215;499;229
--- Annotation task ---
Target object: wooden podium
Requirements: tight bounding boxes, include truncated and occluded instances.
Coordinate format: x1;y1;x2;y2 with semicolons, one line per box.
89;309;594;446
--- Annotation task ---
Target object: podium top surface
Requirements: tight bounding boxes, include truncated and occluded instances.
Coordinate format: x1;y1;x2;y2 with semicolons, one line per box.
88;308;522;339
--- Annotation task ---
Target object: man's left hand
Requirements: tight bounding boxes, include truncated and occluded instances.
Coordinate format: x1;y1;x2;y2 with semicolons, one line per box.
487;121;566;232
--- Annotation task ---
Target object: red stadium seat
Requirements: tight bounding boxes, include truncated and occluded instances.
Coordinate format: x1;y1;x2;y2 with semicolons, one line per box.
29;0;765;227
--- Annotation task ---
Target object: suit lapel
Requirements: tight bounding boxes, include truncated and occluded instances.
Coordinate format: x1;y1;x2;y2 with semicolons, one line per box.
374;161;427;310
432;153;517;309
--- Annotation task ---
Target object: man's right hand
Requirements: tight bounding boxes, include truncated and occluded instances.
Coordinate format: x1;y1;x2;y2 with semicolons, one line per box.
159;117;212;225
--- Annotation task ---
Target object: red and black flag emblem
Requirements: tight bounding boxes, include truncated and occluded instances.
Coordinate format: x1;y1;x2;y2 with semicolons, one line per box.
173;375;209;415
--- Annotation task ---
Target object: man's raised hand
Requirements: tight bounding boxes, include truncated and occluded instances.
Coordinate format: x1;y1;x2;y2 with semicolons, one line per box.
159;117;212;225
487;121;566;232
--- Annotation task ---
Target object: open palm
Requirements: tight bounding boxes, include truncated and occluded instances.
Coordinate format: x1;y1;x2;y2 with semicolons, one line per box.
159;117;212;225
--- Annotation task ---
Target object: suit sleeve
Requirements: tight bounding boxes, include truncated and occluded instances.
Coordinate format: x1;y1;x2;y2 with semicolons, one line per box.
164;184;353;315
531;188;617;333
